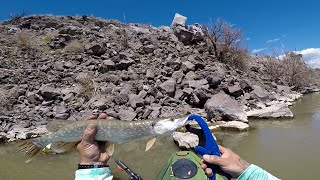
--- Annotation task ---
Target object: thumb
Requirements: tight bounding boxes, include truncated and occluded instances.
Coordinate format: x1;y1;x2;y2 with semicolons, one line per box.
203;155;226;166
82;124;97;144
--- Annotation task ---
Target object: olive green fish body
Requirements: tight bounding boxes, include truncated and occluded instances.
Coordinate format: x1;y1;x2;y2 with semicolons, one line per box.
12;116;189;162
34;119;155;148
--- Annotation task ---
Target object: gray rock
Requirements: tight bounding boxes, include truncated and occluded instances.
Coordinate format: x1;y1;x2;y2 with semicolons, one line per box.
91;26;101;32
118;109;137;121
39;85;60;101
146;69;155;79
251;85;270;101
219;121;249;131
172;71;184;83
226;85;244;98
114;93;129;105
116;59;135;70
246;101;293;118
143;45;156;54
59;26;82;36
183;88;193;95
190;93;200;106
54;61;64;71
149;106;161;118
159;79;176;97
205;91;248;122
239;79;253;92
129;25;151;34
7;124;47;140
86;44;106;56
138;90;148;99
142;108;153;119
128;94;145;108
206;75;223;89
174;89;184;100
54;106;70;119
185;71;197;80
27;92;43;104
91;97;110;110
181;61;195;73
173;132;198;148
99;60;115;73
187;79;208;89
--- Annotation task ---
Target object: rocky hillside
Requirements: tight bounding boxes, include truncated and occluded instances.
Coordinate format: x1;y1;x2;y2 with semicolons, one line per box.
0;14;317;141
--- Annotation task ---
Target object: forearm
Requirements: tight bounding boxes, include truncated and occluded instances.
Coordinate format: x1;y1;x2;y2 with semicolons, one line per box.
237;164;280;180
75;167;113;180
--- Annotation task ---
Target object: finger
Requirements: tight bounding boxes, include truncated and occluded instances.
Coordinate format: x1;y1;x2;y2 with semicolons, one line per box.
82;124;97;144
98;113;107;119
200;162;207;170
218;145;228;154
203;155;226;166
205;168;213;177
106;116;115;121
86;115;97;120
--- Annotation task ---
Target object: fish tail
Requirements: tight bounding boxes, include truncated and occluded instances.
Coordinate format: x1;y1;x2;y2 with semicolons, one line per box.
10;139;42;163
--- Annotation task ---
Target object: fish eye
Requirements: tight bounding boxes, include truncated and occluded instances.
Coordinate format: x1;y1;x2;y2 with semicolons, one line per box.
151;122;156;127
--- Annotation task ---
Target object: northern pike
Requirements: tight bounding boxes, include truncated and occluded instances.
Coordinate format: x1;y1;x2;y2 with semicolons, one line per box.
11;116;189;162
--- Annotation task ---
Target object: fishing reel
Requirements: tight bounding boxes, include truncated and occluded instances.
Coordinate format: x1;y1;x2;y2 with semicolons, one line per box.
115;159;143;180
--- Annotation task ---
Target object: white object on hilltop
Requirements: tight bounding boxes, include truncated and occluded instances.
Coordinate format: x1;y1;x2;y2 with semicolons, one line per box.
171;13;187;28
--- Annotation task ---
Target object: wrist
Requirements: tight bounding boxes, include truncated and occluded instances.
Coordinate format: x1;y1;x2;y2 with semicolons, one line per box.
78;164;109;169
236;159;250;178
79;161;106;165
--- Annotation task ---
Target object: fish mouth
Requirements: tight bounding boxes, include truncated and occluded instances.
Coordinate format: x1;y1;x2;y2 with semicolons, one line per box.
173;116;190;128
153;116;190;135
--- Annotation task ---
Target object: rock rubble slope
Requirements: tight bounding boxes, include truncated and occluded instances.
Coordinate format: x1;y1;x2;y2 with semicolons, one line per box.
0;14;317;141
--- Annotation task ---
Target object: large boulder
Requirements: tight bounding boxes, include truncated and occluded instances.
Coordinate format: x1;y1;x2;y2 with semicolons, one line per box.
170;13;203;45
246;101;293;118
170;13;187;28
205;91;248;122
251;85;270;101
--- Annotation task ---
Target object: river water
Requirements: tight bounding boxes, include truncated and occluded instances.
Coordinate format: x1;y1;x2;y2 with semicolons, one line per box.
1;92;320;180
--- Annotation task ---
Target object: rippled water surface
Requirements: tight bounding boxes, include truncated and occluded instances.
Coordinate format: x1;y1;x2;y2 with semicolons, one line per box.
1;92;320;180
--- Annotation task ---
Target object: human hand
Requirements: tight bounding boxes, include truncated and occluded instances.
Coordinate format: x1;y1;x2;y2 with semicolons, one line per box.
200;145;250;178
76;113;110;165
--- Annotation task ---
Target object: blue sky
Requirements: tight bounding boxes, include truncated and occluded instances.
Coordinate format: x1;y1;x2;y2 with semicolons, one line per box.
1;0;320;63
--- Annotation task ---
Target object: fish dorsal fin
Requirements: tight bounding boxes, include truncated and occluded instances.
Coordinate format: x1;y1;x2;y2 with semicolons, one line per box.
106;142;115;156
50;142;77;153
145;138;157;151
46;120;74;132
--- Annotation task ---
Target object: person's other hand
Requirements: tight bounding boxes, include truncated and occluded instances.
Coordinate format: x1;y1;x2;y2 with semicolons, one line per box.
200;145;250;178
77;113;110;165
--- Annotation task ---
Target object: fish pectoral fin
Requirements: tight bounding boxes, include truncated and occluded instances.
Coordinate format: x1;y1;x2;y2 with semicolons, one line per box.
106;142;115;156
50;142;77;153
145;138;157;151
9;140;42;163
46;120;74;132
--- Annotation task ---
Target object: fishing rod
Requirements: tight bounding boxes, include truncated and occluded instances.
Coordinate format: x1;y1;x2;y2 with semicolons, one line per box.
115;159;143;180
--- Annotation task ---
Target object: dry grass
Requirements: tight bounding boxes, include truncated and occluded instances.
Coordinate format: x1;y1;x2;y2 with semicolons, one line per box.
64;40;85;53
121;29;129;49
16;31;35;49
76;73;100;102
0;90;8;106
